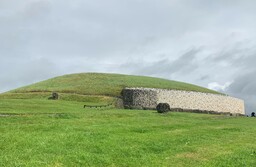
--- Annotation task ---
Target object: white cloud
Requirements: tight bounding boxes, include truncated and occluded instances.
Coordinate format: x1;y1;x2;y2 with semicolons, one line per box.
208;81;233;92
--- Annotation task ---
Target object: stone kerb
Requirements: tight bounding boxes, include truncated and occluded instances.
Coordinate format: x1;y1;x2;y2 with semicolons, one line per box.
122;88;158;109
122;87;245;115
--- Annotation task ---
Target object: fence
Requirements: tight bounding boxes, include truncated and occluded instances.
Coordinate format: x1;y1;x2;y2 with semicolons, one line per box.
83;103;113;109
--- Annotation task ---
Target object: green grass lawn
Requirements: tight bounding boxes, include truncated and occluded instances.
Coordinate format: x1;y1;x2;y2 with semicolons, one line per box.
1;99;255;167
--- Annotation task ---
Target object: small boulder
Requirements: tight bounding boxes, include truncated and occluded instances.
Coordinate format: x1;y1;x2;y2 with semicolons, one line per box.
156;103;171;113
52;92;59;100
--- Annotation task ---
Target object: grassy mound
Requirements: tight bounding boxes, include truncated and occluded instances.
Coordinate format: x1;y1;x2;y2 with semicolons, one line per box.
1;73;253;166
10;73;220;96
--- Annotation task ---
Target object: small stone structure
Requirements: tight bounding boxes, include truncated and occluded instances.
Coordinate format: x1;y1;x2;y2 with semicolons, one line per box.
122;88;245;115
52;92;59;100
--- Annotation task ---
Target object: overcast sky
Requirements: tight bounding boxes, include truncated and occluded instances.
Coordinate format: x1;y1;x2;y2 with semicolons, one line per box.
1;0;256;114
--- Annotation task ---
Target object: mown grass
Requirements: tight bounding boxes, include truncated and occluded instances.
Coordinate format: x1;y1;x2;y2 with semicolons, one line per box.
10;73;221;96
0;99;255;167
0;92;115;106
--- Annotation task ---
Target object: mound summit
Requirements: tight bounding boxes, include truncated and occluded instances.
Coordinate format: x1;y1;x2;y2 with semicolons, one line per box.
10;73;220;96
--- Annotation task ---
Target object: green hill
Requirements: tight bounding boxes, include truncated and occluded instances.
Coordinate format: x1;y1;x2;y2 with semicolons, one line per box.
10;73;220;96
1;73;255;166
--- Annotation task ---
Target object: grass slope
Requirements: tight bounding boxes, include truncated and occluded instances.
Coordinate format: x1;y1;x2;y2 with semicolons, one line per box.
0;73;253;166
0;99;255;167
10;73;221;97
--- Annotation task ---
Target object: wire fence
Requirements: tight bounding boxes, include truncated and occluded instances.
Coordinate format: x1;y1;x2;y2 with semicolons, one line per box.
83;103;113;109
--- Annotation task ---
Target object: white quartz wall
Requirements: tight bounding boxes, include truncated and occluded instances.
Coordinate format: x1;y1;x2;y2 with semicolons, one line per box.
156;89;244;114
123;88;245;114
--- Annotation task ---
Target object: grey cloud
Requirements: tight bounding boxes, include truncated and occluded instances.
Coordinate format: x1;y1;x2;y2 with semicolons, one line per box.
211;40;256;68
226;70;256;114
2;0;256;62
199;75;210;81
0;57;60;92
209;41;256;114
227;70;256;96
121;49;200;77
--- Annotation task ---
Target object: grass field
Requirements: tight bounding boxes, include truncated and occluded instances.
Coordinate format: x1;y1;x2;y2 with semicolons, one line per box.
1;98;255;167
1;73;254;166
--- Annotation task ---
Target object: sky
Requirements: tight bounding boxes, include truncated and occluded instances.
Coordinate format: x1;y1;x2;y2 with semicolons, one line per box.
1;0;256;114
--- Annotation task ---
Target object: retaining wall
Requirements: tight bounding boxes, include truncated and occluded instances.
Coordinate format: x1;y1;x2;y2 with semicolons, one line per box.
122;88;245;115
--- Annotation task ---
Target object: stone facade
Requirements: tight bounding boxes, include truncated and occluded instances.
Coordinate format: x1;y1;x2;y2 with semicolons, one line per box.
122;88;245;115
122;88;157;109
